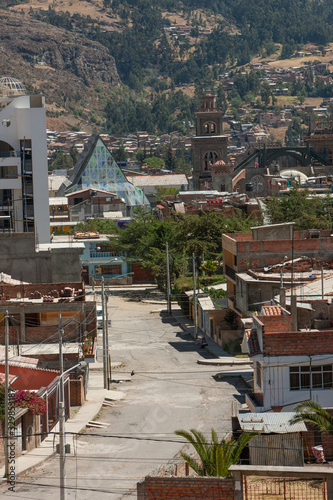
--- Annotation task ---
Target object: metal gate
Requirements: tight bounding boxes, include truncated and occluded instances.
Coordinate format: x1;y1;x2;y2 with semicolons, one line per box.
243;476;327;500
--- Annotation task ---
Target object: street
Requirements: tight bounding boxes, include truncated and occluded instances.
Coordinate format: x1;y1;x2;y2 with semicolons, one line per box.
1;295;251;499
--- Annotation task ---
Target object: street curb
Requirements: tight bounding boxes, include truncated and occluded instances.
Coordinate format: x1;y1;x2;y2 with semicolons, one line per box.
204;346;220;359
197;358;253;366
0;450;57;484
0;388;126;483
0;395;107;482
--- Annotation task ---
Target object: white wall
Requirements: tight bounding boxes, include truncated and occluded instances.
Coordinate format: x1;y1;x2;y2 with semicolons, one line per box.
0;96;50;243
259;354;333;409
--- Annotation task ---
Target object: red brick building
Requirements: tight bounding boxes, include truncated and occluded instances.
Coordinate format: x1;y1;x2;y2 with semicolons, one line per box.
222;223;333;314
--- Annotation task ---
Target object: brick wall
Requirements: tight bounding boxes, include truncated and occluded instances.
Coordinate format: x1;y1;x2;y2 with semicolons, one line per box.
0;322;81;344
0;282;85;300
257;315;292;334
137;477;235;500
263;330;333;356
230;233;333;273
303;425;333;461
70;378;85;406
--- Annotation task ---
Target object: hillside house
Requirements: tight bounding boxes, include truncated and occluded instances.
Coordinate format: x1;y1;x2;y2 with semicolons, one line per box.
222;223;333;316
243;304;333;412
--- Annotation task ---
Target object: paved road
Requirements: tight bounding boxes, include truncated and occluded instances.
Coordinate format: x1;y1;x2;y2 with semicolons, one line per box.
1;296;251;499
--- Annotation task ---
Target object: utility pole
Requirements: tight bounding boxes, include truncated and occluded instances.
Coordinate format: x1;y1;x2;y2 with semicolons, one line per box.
166;242;171;315
309;355;312;401
5;311;9;479
101;277;107;389
192;253;197;340
290;224;297;331
58;313;65;500
105;293;110;389
321;267;324;300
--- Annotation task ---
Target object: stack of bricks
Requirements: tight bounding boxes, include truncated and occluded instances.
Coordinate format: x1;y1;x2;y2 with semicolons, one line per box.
0;282;85;300
42;296;54;303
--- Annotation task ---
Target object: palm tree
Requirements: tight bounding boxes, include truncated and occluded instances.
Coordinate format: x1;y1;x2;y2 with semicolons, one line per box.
200;260;218;276
289;400;333;435
175;428;256;477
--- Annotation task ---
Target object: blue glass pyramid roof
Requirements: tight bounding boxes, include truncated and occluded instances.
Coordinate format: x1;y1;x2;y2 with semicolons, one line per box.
58;135;150;208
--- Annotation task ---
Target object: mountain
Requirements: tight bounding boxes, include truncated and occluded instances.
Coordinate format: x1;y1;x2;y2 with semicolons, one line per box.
1;0;333;134
0;8;121;130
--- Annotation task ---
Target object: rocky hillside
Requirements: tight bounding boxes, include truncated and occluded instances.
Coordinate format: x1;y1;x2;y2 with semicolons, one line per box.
0;9;121;130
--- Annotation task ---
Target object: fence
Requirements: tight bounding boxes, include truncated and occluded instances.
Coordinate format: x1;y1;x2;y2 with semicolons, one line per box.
244;476;327;500
230;465;333;500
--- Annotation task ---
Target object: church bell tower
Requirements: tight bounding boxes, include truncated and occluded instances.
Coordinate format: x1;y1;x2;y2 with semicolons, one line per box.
192;94;228;190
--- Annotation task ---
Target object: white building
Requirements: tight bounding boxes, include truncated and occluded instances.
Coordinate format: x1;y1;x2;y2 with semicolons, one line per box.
243;304;333;412
0;78;50;244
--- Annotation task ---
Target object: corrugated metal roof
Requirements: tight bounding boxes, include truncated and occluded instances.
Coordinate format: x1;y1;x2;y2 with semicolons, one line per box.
198;296;215;310
238;412;307;433
174;202;185;213
128;174;188;188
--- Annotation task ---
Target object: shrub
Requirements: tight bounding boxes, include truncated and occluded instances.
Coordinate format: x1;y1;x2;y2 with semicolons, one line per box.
14;391;47;415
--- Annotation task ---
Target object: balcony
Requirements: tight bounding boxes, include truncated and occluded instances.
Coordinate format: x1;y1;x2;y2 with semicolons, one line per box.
0;150;20;158
90;251;121;259
225;264;236;282
245;392;266;413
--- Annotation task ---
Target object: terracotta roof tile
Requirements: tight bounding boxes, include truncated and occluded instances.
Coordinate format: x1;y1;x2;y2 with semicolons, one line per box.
262;305;283;316
0;373;17;384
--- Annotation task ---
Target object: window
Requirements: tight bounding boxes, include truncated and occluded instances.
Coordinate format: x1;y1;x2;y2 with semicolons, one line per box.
203;122;216;134
0;165;18;179
100;264;122;275
256;362;262;389
203;151;219;171
290;364;333;391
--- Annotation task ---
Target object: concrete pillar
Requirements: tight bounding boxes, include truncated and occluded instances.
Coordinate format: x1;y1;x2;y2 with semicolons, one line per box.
20;305;25;342
81;303;86;343
327;477;333;500
290;294;297;331
280;288;286;308
231;470;243;500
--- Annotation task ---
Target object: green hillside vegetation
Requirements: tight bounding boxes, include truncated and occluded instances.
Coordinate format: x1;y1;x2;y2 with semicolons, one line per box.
5;0;333;132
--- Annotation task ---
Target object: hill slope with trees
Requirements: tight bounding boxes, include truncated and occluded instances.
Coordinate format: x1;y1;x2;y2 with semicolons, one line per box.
2;0;333;132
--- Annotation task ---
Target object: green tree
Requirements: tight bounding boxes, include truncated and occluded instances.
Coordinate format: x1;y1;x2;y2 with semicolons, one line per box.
175;428;256;477
163;143;176;171
156;187;179;201
265;186;331;230
289;401;333;435
200;260;218;276
112;140;127;162
144;156;165;170
49;151;74;172
260;81;271;108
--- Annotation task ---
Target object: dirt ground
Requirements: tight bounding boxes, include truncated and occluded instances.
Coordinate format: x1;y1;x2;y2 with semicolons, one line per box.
11;0;120;26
